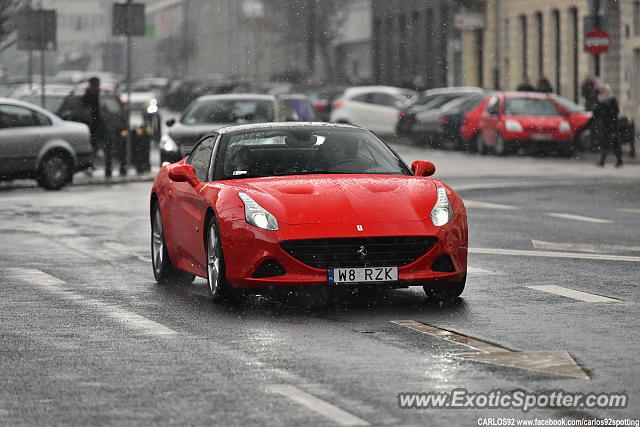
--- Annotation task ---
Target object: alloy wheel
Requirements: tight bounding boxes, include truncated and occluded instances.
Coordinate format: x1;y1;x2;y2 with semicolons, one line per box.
207;224;221;296
152;208;164;274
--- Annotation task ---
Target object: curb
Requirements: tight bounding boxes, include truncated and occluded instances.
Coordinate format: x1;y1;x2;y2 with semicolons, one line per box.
0;168;159;191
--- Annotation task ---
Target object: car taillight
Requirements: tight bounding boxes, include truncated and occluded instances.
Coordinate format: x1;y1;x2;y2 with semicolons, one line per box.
440;117;448;125
333;101;345;110
314;102;327;113
398;110;407;119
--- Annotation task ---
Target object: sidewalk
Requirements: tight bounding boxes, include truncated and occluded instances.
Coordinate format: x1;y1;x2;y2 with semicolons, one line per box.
0;142;163;191
0;166;160;191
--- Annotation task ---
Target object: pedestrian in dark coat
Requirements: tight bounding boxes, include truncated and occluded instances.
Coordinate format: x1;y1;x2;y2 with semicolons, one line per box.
592;85;623;167
517;76;535;91
581;77;600;111
537;76;553;93
82;77;103;174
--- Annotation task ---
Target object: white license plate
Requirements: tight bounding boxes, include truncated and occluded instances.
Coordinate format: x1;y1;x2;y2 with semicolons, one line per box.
531;134;553;141
328;267;398;284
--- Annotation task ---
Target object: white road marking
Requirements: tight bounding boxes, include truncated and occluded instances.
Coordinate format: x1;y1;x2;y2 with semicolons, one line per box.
392;321;588;378
268;385;369;426
546;212;612;224
532;240;640;252
469;247;640;262
617;208;640;215
4;268;177;337
103;242;152;263
467;266;497;275
391;320;510;353
453;182;537;191
464;200;519;210
527;285;619;303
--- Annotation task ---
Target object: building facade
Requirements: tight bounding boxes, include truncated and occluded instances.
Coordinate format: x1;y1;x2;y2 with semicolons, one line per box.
371;0;483;89
482;0;640;124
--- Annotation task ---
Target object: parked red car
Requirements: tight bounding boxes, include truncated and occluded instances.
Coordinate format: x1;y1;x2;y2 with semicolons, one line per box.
477;92;577;156
150;122;468;303
459;96;492;152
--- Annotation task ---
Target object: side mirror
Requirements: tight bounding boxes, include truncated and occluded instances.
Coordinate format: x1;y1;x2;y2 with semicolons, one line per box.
168;164;199;187
411;160;436;177
166;118;176;127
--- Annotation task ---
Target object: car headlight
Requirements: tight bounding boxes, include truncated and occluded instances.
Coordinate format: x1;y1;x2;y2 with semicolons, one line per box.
431;187;454;226
559;121;571;132
147;98;158;114
238;192;279;230
161;134;179;152
505;119;523;132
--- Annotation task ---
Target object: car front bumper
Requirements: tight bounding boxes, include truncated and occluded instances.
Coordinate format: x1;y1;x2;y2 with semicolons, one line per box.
219;215;468;290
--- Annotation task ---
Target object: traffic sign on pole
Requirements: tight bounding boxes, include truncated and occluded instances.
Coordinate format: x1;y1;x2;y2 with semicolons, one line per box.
585;28;610;55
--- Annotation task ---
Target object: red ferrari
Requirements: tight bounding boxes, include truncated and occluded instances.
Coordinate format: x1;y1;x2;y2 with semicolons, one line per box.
150;123;467;302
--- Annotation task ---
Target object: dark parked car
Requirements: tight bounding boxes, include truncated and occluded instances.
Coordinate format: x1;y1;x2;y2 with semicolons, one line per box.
163;76;236;112
411;94;485;149
0;98;92;189
161;93;318;164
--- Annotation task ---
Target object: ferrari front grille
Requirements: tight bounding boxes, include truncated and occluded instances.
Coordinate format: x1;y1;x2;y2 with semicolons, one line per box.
281;236;437;269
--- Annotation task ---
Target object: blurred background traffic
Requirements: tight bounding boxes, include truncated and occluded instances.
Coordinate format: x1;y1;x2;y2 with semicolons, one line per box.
0;0;638;189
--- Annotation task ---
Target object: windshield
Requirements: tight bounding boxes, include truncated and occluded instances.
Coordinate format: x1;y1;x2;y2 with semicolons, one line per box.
216;127;411;180
181;99;275;125
504;98;560;116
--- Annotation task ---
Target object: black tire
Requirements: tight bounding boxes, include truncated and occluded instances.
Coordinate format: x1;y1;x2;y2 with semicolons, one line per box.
423;274;466;300
467;134;479;153
37;151;72;190
151;203;195;284
205;216;232;303
477;135;489;155
495;135;513;156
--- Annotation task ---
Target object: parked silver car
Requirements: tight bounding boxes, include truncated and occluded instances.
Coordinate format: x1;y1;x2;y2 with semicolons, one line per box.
0;98;92;190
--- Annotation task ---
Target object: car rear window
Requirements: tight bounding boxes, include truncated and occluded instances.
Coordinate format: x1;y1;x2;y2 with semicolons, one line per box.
17;95;67;113
504;98;559;116
182;99;275;125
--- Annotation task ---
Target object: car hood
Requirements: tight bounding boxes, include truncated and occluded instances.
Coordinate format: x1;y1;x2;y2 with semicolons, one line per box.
229;175;439;225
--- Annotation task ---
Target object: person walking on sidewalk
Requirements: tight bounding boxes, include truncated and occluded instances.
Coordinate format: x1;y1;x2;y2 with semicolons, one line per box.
82;77;104;176
592;85;623;167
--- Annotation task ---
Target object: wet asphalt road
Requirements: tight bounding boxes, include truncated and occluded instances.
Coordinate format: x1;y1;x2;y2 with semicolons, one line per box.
1;148;639;426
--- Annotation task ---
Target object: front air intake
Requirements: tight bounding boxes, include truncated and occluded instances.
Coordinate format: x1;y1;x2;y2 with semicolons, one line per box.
431;254;455;272
253;260;286;278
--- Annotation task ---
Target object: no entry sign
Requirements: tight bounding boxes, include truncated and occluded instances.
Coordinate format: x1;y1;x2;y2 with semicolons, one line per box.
585;28;610;55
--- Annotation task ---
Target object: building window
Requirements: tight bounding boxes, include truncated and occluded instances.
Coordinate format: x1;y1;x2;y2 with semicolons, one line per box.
634;1;640;36
569;7;579;102
553;9;561;95
425;7;434;86
440;4;449;87
536;12;544;77
520;14;528;81
398;14;407;85
373;18;382;83
410;11;420;80
633;48;640;103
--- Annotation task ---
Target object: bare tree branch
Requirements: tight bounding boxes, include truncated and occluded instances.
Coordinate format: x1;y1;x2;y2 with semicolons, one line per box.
0;0;21;44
